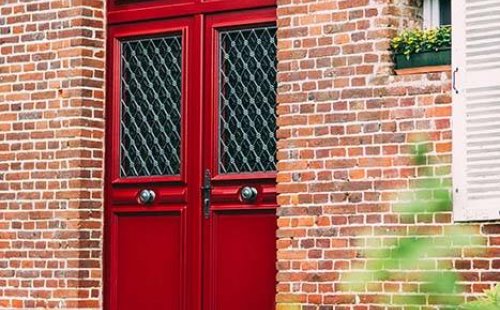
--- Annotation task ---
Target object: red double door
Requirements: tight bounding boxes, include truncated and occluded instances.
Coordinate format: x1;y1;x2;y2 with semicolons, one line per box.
105;6;277;310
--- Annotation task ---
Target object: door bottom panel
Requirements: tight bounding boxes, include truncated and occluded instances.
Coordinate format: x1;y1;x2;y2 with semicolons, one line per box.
114;210;184;310
210;209;277;310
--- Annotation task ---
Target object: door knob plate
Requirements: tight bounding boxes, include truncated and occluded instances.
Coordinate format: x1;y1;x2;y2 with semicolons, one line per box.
240;186;258;202
138;189;156;205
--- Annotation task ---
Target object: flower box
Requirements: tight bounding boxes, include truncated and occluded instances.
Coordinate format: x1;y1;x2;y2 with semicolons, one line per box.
390;26;451;74
394;48;451;70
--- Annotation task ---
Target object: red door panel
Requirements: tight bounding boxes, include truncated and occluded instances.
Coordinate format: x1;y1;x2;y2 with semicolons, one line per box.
105;7;277;310
115;210;184;310
202;8;278;310
211;210;277;310
105;16;202;310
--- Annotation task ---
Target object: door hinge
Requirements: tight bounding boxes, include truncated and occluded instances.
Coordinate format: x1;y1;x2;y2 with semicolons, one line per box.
202;169;211;219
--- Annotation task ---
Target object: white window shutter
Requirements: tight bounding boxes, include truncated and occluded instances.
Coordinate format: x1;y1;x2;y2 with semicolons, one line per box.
452;0;500;221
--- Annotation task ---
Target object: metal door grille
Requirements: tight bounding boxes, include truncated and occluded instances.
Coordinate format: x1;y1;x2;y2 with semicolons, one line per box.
120;35;182;177
218;26;277;174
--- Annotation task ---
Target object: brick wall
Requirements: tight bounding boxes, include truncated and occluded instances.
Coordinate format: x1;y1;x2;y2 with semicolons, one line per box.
0;0;105;308
1;0;499;309
275;0;500;309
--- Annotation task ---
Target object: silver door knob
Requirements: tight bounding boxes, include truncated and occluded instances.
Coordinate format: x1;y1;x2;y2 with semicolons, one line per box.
240;186;258;202
138;189;156;205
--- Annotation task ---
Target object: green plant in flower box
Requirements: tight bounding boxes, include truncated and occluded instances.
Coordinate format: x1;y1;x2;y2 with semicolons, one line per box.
390;26;452;69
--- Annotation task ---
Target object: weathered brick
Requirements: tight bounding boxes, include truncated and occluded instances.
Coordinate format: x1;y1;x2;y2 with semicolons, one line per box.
276;0;498;309
0;0;104;308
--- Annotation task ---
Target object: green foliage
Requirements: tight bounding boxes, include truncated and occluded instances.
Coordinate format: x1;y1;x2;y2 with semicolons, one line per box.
342;141;492;308
390;26;452;59
459;285;500;310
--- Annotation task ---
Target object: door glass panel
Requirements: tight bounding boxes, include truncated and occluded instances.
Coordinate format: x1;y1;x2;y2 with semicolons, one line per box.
218;26;277;174
120;34;182;177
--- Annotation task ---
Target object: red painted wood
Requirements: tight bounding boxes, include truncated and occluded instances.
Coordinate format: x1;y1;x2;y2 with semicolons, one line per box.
111;186;187;205
105;16;202;310
202;8;277;310
107;0;275;25
210;210;277;310
203;8;277;182
115;210;184;310
107;17;194;185
105;3;276;310
211;183;277;204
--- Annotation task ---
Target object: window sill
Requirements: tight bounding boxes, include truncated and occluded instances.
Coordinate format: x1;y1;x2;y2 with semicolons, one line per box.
394;65;451;75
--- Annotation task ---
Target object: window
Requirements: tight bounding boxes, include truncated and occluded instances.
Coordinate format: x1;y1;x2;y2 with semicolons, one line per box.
452;0;500;221
120;35;183;177
218;26;277;174
423;0;451;28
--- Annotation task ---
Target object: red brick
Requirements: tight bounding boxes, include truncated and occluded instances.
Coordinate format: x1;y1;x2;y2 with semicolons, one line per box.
0;0;104;308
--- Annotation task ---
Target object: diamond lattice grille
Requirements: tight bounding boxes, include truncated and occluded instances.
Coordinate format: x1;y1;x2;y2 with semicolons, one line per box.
120;35;182;177
218;26;277;174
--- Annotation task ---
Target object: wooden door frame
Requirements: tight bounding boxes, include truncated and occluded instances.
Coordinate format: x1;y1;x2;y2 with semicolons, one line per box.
203;8;277;182
107;0;276;25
